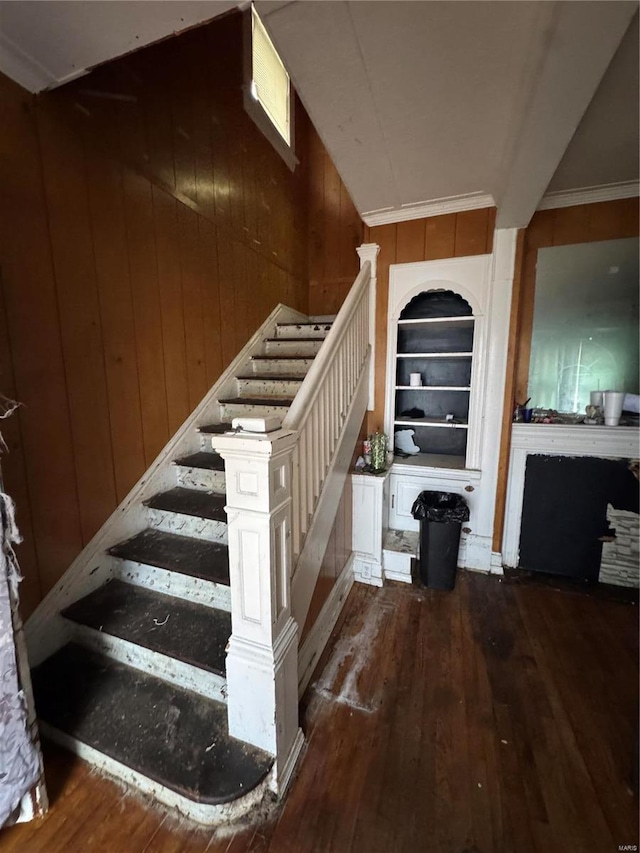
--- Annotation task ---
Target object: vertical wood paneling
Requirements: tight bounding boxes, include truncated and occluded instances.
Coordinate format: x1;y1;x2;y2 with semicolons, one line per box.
0;81;84;596
152;186;189;435
197;218;224;387
424;213;456;259
123;169;170;465
0;7;352;609
0;279;41;616
177;204;208;411
87;151;146;501
36;103;117;547
396;219;426;263
454;208;492;256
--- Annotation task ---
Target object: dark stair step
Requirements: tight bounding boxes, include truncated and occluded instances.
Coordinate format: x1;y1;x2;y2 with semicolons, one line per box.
218;397;294;406
61;580;231;675
235;374;306;382
263;338;325;343
145;488;226;522
198;423;233;435
174;451;225;472
32;644;272;805
250;356;315;361
109;529;229;586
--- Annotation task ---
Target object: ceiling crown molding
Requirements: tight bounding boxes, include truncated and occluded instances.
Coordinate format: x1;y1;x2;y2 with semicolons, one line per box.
537;180;639;211
362;192;496;227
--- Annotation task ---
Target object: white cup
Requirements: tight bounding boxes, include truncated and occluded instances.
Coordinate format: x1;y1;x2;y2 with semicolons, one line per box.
603;390;625;426
409;373;422;387
590;390;604;407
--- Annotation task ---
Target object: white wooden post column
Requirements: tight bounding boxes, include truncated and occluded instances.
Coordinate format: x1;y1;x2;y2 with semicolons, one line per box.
211;426;304;795
356;242;380;412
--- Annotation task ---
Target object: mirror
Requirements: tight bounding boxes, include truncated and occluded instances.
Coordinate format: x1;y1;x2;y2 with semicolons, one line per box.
528;237;639;413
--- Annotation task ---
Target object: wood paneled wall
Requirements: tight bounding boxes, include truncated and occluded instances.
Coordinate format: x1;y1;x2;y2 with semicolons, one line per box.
307;127;364;315
364;207;496;432
492;197;640;552
0;12;361;617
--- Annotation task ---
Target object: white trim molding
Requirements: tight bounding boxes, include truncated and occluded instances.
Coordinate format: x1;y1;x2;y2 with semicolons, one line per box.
537;181;639;211
362;192;495;227
502;424;640;568
357;243;380;411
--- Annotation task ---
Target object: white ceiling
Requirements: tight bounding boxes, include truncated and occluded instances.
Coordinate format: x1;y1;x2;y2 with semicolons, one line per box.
1;0;637;228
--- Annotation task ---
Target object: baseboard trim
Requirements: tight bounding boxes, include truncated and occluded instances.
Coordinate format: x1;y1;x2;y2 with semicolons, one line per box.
383;568;412;584
298;555;355;698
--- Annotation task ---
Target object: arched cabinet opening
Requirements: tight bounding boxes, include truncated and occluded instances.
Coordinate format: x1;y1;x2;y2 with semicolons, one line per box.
394;289;475;465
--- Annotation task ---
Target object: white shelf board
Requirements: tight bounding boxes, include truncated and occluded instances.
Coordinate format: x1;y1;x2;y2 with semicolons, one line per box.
397;317;474;328
393;452;468;470
394;417;469;429
395;386;470;391
396;352;472;359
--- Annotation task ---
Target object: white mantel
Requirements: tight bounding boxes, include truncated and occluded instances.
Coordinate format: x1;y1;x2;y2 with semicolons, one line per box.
502;423;640;568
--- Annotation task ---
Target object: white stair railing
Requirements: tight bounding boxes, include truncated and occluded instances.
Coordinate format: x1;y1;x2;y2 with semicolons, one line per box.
211;244;379;795
283;259;372;562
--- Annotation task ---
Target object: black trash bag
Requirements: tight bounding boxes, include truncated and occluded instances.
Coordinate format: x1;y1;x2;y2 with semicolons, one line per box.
411;491;470;523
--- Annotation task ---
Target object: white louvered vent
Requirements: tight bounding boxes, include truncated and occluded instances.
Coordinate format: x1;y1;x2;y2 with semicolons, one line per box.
251;7;290;145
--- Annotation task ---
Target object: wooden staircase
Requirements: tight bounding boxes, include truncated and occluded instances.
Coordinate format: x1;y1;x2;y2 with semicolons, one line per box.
28;316;334;825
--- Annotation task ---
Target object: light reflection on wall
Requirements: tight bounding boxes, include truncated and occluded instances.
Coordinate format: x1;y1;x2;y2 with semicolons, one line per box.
528;237;639;413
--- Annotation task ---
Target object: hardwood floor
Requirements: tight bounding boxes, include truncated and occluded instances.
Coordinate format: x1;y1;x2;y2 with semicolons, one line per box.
1;571;637;852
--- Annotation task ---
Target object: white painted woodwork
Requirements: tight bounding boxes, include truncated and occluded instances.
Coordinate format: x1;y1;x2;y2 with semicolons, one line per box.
25;303;307;667
356;243;380;410
386;254;492;473
383;235;516;574
502;423;640;569
382;529;419;584
284;261;371;563
210;427;303;794
116;561;231;612
297;555;355;698
351;472;389;587
289;355;370;628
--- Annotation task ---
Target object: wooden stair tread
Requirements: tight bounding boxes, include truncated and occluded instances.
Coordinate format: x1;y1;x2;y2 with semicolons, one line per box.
32;644;272;805
61;580;230;675
173;451;225;472
250;356;315;361
263;337;325;343
145;487;226;522
235;375;305;382
218;396;294;406
198;423;233;434
109;529;229;586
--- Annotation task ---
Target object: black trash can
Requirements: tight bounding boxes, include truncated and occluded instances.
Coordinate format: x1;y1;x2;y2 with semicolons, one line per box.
411;491;469;590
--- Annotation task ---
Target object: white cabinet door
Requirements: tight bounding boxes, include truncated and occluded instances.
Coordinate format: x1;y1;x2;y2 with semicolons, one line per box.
389;471;479;532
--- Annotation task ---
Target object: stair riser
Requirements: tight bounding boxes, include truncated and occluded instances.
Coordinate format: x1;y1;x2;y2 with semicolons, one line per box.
249;358;313;376
39;724;272;826
236;377;303;398
115;560;231;612
67;622;227;703
275;324;331;339
175;464;226;492
264;339;323;356
219;402;291;421
147;507;228;544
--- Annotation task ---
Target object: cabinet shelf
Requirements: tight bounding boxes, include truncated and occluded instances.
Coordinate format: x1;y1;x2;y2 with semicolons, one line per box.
395;417;468;429
395;385;470;391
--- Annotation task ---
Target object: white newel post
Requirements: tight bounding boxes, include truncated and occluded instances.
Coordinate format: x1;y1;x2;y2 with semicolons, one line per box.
210;426;304;795
356;243;380;412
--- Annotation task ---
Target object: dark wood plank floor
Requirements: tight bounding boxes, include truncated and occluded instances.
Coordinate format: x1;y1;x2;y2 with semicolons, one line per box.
1;571;637;852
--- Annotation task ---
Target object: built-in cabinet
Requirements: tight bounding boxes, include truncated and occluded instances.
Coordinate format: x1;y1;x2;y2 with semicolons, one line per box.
383;253;499;573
